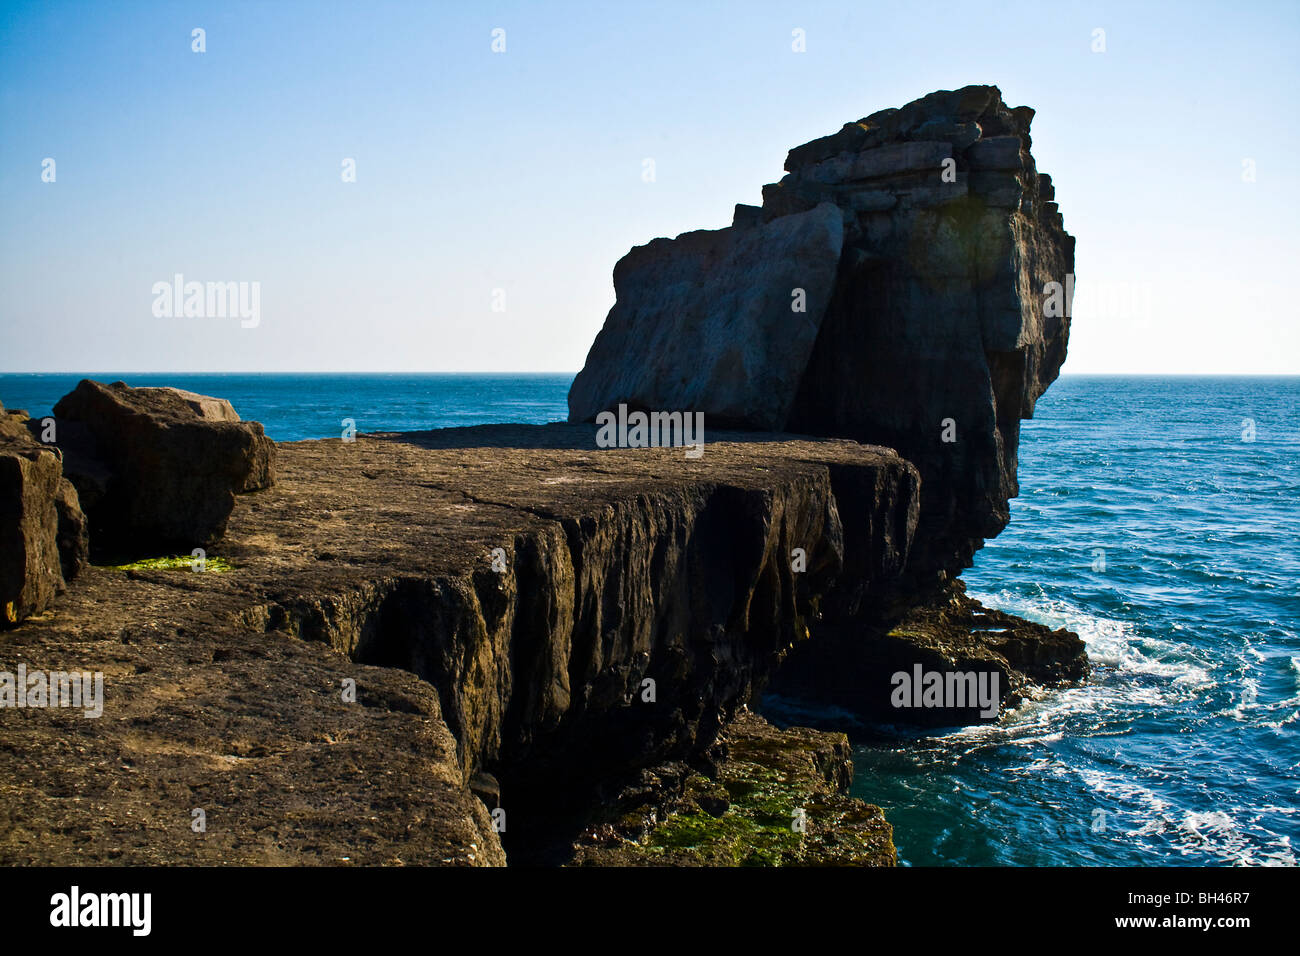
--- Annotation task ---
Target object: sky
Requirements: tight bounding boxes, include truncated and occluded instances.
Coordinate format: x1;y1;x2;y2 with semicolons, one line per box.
1;0;1297;374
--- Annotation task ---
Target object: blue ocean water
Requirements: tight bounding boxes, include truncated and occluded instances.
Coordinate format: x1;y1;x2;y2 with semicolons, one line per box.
849;376;1300;866
1;373;1295;866
0;373;573;441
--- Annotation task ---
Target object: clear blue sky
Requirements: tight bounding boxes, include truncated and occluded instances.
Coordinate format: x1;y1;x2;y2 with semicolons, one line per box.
1;0;1296;373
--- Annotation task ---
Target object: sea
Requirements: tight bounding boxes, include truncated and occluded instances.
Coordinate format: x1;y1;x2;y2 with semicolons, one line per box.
1;372;1296;867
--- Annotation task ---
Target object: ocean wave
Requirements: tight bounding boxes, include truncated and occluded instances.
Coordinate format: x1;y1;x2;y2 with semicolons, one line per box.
968;588;1215;691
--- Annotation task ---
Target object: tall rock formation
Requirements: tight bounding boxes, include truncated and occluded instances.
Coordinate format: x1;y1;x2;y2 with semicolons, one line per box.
569;85;1075;584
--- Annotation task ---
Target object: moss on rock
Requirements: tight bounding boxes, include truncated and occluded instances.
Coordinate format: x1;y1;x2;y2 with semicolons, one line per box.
569;711;896;866
107;555;238;573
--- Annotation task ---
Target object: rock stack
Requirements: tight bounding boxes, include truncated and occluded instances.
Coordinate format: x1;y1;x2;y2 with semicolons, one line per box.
569;85;1075;586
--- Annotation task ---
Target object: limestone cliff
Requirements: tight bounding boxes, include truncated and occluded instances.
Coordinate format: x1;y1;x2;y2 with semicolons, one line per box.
0;427;920;864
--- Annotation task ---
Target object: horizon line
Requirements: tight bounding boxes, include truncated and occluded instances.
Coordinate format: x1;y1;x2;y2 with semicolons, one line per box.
2;371;1298;378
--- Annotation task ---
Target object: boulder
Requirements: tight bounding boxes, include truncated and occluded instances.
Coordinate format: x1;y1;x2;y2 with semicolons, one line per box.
0;402;84;626
51;380;276;556
570;85;1075;584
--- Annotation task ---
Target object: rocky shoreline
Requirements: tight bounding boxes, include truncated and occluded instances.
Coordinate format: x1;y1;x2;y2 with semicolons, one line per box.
1;85;1084;866
570;711;896;867
1;421;1083;866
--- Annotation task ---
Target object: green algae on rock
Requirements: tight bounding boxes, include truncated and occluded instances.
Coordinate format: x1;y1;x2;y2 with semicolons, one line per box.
570;711;896;866
107;555;239;573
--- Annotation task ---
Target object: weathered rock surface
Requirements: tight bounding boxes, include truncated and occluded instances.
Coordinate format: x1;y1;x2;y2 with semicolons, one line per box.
770;580;1087;727
0;425;926;864
569;710;896;866
0;419;1088;864
52;478;89;582
0;587;505;865
569;85;1075;585
51;379;276;556
568;202;844;429
1;403;85;627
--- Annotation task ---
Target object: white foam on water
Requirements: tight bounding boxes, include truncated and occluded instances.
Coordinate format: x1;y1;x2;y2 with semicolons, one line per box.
1217;653;1300;728
1260;836;1297;867
1076;765;1173;830
858;582;1296;864
1168;809;1298;866
1070;772;1294;866
912;590;1214;760
964;588;1216;726
946;591;1300;864
1269;658;1300;726
1227;676;1260;719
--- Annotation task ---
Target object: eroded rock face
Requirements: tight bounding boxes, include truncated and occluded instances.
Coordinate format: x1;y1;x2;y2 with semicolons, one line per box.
0;422;1085;863
227;426;920;848
0;426;919;862
1;406;64;626
770;580;1087;727
52;478;89;582
780;87;1074;583
51;379;276;555
569;711;896;866
569;203;844;429
0;402;85;627
569;85;1075;584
